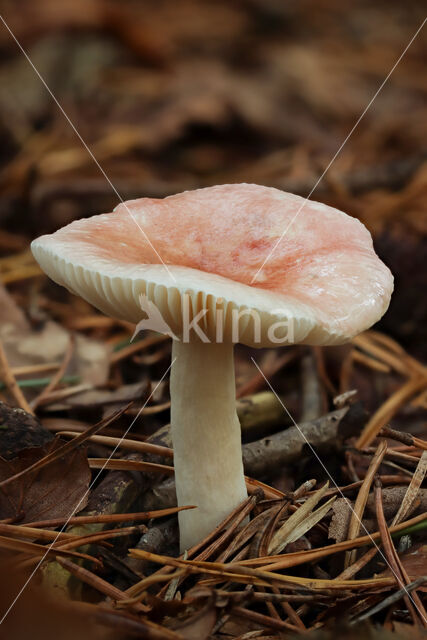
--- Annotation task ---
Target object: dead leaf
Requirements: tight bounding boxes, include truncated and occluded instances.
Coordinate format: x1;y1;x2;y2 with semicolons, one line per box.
0;442;91;524
0;401;53;459
169;594;217;640
380;544;427;589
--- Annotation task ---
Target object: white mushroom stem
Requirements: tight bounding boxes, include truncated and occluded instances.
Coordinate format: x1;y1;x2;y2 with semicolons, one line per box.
170;339;248;551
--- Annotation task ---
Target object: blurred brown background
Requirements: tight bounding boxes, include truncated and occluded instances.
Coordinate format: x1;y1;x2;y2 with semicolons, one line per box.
0;7;426;636
0;0;426;354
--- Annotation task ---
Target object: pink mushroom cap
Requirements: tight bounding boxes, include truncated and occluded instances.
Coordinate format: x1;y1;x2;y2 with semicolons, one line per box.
31;183;393;346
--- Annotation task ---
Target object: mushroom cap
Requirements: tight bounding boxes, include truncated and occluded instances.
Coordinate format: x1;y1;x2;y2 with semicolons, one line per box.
31;184;393;347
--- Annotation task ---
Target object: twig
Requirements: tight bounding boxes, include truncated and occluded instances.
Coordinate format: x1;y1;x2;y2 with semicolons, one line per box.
380;425;427;452
118;571;188;606
243;407;349;477
32;382;91;406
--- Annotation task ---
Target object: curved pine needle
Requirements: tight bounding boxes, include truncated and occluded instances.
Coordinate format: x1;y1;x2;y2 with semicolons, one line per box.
356;376;427;448
345;440;387;568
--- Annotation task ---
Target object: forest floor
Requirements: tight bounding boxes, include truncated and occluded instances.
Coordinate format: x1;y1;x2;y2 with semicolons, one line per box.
0;1;426;638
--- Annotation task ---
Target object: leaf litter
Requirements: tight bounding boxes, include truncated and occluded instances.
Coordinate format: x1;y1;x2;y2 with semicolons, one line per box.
0;0;426;637
0;442;91;524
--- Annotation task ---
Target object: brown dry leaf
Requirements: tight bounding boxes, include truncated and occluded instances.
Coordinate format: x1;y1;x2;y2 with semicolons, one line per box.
380;544;427;589
0;442;91;524
0;401;53;459
169;594;217;640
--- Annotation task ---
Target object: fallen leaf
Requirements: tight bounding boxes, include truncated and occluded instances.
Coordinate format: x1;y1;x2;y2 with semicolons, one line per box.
380;544;427;589
0;442;91;524
169;594;217;640
0;401;53;459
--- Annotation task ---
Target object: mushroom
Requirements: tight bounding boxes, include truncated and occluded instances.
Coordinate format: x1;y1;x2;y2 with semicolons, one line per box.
31;184;393;550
